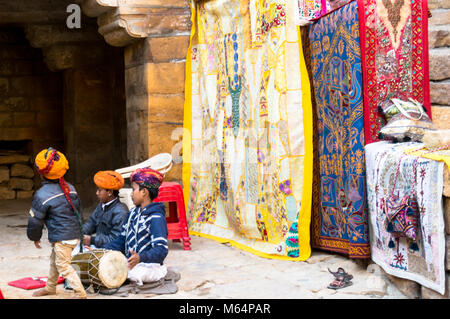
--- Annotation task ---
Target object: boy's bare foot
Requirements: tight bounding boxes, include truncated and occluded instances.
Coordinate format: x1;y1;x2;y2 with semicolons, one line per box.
32;288;56;297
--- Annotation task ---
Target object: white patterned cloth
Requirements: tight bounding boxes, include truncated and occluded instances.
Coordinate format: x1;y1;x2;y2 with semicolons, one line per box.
365;141;446;295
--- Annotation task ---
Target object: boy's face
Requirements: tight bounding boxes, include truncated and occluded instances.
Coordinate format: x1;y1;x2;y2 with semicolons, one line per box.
131;182;146;207
96;188;113;204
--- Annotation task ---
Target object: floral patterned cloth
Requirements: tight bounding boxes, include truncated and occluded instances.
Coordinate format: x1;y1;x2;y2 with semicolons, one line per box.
182;0;314;260
308;1;370;258
366;141;446;295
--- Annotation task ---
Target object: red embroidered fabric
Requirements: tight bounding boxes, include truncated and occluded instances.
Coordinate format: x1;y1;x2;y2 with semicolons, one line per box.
357;0;431;145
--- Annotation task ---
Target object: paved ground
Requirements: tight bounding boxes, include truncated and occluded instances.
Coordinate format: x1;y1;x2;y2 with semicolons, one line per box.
0;199;407;299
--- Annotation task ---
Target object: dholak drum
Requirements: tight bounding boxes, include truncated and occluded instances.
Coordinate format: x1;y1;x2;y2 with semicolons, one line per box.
71;249;128;289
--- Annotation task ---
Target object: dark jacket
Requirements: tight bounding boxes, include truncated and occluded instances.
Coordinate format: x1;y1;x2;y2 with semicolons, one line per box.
27;180;82;243
104;202;168;265
82;198;129;248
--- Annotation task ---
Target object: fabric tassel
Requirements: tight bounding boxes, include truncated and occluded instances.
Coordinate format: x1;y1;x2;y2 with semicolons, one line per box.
388;238;395;248
406;208;415;216
409;242;419;251
386;221;394;233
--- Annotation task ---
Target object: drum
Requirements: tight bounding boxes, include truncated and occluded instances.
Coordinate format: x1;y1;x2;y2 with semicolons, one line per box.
71;249;128;289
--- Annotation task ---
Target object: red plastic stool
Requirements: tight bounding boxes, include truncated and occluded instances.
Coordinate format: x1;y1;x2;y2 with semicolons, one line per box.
154;182;191;250
0;288;4;299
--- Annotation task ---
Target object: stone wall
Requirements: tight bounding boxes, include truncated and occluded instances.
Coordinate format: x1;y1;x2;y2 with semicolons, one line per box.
424;0;450;299
429;0;450;131
0;27;64;155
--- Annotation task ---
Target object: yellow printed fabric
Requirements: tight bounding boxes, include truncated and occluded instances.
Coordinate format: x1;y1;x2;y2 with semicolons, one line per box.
405;147;450;175
183;0;313;260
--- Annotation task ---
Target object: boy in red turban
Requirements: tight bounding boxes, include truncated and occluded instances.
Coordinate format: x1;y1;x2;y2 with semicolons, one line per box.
27;147;87;299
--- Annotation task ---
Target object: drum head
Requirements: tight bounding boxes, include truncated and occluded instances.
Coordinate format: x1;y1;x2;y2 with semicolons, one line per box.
98;251;128;289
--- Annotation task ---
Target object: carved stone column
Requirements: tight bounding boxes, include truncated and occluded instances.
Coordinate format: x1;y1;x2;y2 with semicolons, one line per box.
81;0;191;182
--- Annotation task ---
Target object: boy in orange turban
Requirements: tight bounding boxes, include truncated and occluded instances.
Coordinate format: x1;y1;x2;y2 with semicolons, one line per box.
27;147;87;299
82;171;129;249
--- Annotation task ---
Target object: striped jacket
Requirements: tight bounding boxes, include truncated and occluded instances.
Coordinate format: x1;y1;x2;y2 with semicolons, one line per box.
104;202;168;265
27;180;82;243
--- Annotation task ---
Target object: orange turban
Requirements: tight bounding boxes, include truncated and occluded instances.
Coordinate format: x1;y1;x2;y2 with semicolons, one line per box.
34;148;69;180
94;171;125;190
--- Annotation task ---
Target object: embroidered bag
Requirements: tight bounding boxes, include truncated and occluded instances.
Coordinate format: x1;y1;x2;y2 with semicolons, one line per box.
380;151;420;251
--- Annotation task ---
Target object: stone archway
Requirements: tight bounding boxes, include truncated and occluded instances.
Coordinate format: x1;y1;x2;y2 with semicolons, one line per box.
0;0;128;210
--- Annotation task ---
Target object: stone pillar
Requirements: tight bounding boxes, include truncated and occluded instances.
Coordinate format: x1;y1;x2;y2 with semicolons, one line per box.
81;0;191;183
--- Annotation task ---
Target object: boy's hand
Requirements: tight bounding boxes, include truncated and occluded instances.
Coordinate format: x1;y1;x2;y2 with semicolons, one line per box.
127;249;140;269
83;235;91;246
34;241;41;249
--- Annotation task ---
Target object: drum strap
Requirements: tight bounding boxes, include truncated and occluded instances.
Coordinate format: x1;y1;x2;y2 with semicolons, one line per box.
59;177;84;253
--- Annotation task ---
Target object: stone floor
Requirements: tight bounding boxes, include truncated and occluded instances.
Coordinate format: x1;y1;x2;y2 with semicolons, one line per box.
0;199;407;299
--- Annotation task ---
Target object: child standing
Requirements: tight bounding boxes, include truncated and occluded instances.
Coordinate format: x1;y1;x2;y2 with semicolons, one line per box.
27;147;87;299
104;168;168;269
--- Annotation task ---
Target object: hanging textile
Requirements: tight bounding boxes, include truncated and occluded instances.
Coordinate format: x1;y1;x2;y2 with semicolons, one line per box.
308;1;370;259
356;0;431;145
182;0;314;260
296;0;354;24
366;141;446;295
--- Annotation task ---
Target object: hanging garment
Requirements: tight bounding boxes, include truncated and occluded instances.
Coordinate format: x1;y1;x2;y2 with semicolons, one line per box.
182;0;314;260
366;141;446;295
308;1;370;258
356;0;431;145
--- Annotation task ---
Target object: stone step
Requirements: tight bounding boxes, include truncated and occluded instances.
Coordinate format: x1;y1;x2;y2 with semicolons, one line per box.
429;48;450;81
429;24;450;48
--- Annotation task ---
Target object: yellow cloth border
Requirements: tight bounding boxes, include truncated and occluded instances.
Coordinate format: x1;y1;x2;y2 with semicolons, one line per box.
405;146;450;174
182;1;196;210
182;5;314;261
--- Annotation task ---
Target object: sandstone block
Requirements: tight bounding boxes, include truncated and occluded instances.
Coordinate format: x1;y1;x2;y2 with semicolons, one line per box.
430;81;450;106
429;48;450;81
429;25;450;48
146;62;186;94
447;235;450;271
444;168;450;197
428;0;450;9
431;106;450;130
0;186;15;200
445;197;450;234
384;274;421;299
0;97;30;112
10;163;35;178
0;154;30;165
13;112;36;127
421;275;449;299
429;9;450;25
0;166;9;183
148;36;189;63
16;190;34;199
148;93;185;122
0;77;9;95
9;177;34;191
0;127;35;141
0;113;13;127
